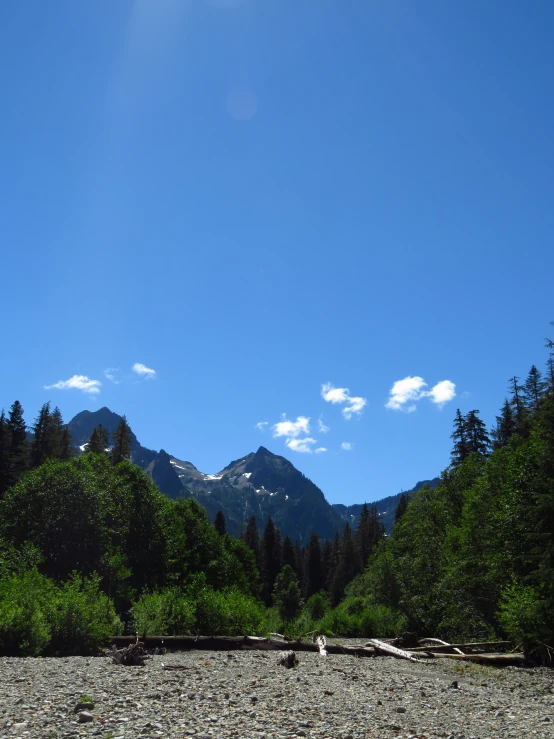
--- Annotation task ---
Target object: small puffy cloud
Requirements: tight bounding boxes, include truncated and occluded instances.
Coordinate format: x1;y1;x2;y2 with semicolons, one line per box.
255;421;268;431
340;441;353;451
315;447;327;454
104;368;121;384
45;375;102;395
426;380;456;406
386;376;427;412
386;375;456;411
286;437;317;453
321;382;367;419
317;419;330;434
273;415;310;438
132;362;156;378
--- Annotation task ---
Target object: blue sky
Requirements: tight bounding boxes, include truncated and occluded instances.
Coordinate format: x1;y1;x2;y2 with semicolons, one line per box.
1;0;553;504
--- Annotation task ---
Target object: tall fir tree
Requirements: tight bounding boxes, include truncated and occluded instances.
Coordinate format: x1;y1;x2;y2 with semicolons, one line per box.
6;400;28;487
523;365;546;414
508;375;528;436
450;409;469;466
87;425;109;455
491;399;517;450
0;410;9;497
281;535;297;574
242;515;260;567
30;402;53;468
50;406;71;459
110;417;132;465
304;532;323;598
214;510;227;536
331;523;357;606
465;410;491;456
394;492;410;523
260;517;282;605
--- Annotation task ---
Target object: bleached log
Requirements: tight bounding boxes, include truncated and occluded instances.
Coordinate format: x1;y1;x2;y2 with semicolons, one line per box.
366;639;423;662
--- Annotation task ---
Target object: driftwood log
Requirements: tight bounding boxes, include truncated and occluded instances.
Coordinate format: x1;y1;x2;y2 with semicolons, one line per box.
109;637;150;666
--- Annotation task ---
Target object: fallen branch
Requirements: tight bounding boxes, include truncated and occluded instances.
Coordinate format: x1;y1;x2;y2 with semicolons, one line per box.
109;635;150;666
366;639;422;663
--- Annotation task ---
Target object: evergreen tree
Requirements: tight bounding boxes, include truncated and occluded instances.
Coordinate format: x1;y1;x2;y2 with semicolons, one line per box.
450;409;469;466
30;402;53;468
87;425;109;455
523;365;546;414
394;493;409;523
508;376;528;435
6;400;28;487
110;417;132;465
0;410;10;497
272;565;302;622
465;410;491;456
214;510;227;536
491;399;516;450
281;535;296;573
260;517;282;605
331;523;357;606
320;539;333;591
242;515;260;567
50;406;71;459
304;532;322;598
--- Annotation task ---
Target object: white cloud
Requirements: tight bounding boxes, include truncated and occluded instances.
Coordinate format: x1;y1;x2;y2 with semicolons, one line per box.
340;442;353;451
321;382;367;419
385;376;427;412
104;368;121;384
273;415;310;438
386;375;457;411
317;419;330;434
286;437;317;453
343;396;367;419
45;375;102;395
315;447;327;454
255;421;268;431
425;380;456;406
132;362;156;378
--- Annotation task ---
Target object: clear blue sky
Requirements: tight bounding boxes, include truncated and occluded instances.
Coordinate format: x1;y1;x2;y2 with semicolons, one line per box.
1;0;553;504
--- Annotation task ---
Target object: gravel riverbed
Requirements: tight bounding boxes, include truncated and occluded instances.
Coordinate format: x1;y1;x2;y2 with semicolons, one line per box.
1;649;553;739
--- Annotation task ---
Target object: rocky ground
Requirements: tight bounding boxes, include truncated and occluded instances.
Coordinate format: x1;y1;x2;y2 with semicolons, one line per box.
0;648;553;739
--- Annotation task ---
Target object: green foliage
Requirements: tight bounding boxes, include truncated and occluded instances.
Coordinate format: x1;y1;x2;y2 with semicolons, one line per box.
132;583;266;636
0;569;121;656
272;565;302;622
497;581;547;649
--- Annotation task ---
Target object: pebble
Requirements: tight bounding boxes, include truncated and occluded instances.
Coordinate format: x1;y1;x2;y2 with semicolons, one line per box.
0;648;553;737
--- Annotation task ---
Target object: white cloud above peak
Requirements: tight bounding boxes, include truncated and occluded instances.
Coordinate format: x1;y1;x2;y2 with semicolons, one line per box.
340;441;353;451
45;375;102;395
286;437;317;453
321;382;367;419
386;375;456;412
317;419;330;434
273;415;310;438
132;362;156;378
255;421;269;431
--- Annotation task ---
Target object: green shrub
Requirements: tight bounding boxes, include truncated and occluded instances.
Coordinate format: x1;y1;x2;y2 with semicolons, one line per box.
132;588;195;635
0;569;121;656
497;581;547;649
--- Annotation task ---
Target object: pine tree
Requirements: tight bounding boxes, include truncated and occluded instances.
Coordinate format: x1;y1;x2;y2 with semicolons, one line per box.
304;532;323;598
242;515;260;567
110;417;132;465
260;517;282;605
450;409;469;466
0;410;10;497
523;365;546;414
394;493;409;523
508;376;528;436
465;410;490;456
331;523;357;606
6;400;28;487
214;510;226;536
491;399;516;450
355;503;373;572
30;402;53;468
87;425;109;455
50;406;71;459
281;535;297;573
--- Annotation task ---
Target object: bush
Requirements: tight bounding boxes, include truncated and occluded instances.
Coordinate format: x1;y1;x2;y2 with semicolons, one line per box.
132;584;267;636
0;569;122;656
497;581;547;650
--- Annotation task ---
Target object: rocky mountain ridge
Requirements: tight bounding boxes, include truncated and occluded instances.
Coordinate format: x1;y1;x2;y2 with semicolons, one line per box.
68;407;437;543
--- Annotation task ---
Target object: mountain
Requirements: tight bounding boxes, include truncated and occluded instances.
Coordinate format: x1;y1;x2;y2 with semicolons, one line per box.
332;478;441;534
67;407;437;543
